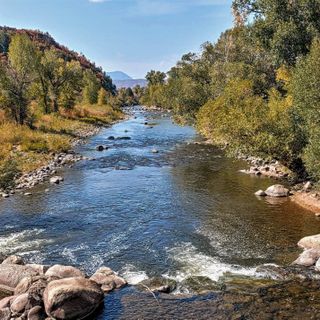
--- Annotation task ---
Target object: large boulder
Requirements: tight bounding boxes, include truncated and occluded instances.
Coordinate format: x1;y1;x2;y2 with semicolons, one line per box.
10;293;29;315
298;234;320;250
292;249;320;266
265;184;289;197
0;264;38;288
90;267;127;293
0;307;11;320
43;277;104;320
0;295;16;309
15;276;47;296
1;255;25;265
0;284;14;300
26;264;50;275
28;305;45;320
45;265;85;279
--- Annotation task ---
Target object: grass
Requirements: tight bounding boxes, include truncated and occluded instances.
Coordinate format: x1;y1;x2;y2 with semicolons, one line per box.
0;103;123;189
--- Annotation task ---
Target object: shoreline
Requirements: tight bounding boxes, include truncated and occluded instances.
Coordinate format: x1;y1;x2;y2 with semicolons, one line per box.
0;116;127;199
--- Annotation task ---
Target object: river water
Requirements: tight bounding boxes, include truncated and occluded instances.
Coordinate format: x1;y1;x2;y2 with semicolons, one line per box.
0;108;319;319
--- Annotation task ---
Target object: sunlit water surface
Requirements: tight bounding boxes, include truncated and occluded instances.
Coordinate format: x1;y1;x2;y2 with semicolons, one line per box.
0;108;318;319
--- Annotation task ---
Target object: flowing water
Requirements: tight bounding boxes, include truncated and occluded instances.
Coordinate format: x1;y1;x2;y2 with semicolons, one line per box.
0;108;319;319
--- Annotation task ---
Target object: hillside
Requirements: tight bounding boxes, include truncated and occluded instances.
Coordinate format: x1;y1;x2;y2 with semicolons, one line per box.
0;26;115;93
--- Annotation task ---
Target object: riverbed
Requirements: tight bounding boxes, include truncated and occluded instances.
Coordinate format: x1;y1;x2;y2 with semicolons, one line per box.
0;107;319;318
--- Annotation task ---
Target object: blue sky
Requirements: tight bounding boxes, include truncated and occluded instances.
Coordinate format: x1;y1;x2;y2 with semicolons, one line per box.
0;0;233;78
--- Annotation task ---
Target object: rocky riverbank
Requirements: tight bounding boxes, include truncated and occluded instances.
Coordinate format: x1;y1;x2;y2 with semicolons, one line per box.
0;255;127;320
0;124;105;199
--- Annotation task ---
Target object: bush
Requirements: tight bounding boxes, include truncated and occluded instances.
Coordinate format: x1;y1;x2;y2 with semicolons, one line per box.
0;159;20;190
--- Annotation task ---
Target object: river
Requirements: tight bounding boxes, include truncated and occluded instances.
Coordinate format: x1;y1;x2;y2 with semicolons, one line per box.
0;107;319;319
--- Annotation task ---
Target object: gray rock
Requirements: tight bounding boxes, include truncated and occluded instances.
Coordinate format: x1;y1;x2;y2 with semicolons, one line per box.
265;185;289;197
0;296;16;309
43;277;104;320
24;193;32;196
107;136;115;140
0;284;14;300
26;265;49;276
45;265;85;279
151;149;159;154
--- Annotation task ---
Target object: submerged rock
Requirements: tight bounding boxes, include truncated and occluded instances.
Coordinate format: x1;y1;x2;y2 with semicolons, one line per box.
137;277;176;294
96;145;105;151
180;276;221;294
43;277;104;320
265;185;289;197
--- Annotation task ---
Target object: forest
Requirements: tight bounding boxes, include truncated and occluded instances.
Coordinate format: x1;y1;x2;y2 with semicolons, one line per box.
0;27;127;190
141;0;320;182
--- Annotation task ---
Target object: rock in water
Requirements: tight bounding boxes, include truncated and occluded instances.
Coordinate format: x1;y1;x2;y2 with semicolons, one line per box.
50;176;64;184
255;190;266;197
292;249;320;266
90;267;127;293
298;234;320;250
43;277;104;320
96;145;104;151
45;265;85;279
137;277;176;294
265;185;289;197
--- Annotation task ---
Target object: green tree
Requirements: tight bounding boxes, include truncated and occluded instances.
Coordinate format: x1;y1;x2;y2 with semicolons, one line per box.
0;34;37;124
146;70;166;86
82;69;100;105
40;50;82;112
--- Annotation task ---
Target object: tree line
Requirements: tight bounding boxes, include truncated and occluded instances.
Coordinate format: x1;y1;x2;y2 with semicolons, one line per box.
0;32;118;126
141;0;320;181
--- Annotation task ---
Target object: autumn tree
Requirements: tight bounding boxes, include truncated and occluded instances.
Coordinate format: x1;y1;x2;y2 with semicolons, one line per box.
0;34;37;124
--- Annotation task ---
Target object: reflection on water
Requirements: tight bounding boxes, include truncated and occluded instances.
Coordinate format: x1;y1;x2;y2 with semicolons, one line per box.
0;108;318;301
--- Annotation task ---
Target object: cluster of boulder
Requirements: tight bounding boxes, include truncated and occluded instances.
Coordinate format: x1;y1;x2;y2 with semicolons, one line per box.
0;255;126;320
293;234;320;269
239;157;291;179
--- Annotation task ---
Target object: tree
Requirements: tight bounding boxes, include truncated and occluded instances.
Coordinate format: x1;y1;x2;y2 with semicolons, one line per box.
98;87;108;106
146;70;166;86
82;69;100;105
0;34;37;124
40;50;82;112
292;39;320;178
232;0;320;66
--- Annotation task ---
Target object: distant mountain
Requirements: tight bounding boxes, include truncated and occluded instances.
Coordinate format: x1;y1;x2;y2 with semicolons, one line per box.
107;71;132;81
113;79;147;89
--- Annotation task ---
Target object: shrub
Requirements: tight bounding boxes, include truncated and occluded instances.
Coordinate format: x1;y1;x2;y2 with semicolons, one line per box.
0;158;20;190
